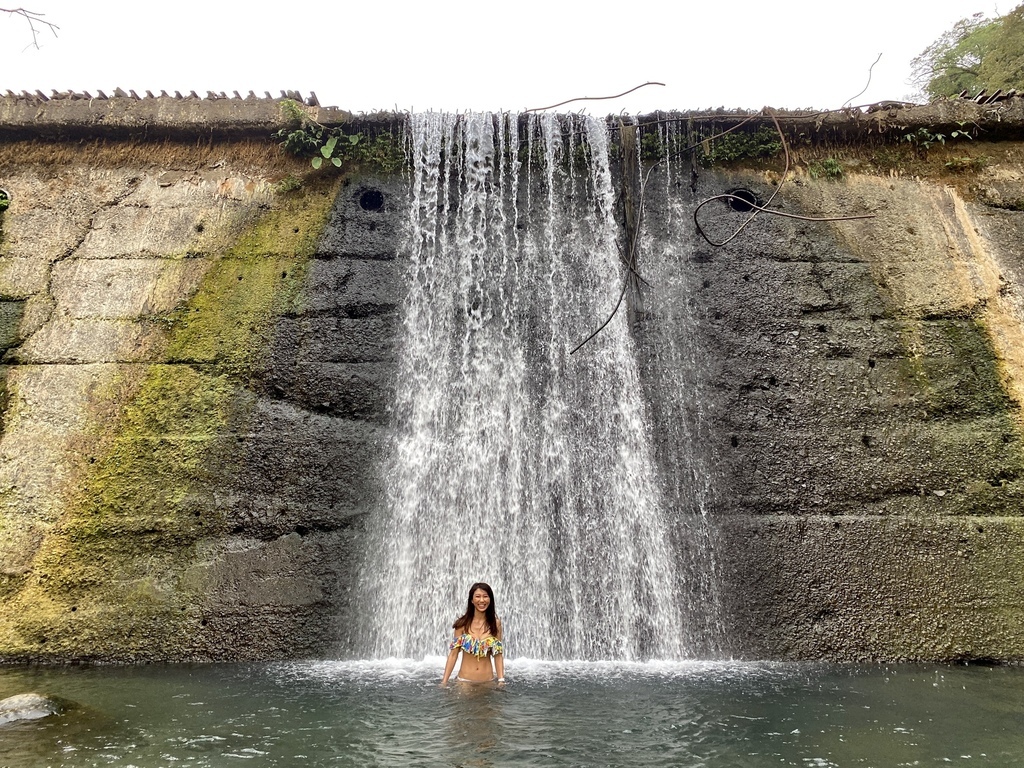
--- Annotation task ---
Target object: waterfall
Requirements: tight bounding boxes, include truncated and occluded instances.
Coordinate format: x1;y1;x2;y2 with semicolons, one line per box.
358;112;717;661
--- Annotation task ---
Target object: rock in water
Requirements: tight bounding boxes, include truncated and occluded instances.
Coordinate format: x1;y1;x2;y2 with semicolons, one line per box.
0;692;64;725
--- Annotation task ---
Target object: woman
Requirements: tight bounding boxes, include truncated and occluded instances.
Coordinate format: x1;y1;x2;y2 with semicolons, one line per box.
440;582;505;687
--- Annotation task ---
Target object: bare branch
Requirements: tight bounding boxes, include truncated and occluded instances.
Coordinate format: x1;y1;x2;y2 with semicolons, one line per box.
843;53;883;109
2;7;59;50
525;82;666;113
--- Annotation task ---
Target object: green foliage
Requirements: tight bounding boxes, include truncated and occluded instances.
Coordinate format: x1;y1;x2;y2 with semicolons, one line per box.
945;155;990;173
274;99;361;170
912;4;1024;100
978;6;1024;91
354;133;409;174
697;127;782;167
274;99;406;173
640;131;664;163
902;127;973;156
274;174;303;194
808;158;844;180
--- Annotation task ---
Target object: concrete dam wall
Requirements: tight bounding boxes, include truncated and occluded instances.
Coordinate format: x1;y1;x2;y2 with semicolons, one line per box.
1;94;1023;662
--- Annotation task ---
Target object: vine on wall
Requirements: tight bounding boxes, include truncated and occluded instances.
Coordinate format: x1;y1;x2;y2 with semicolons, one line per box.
274;99;406;174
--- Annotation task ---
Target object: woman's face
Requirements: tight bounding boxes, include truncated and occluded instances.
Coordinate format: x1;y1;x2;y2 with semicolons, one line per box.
472;588;491;613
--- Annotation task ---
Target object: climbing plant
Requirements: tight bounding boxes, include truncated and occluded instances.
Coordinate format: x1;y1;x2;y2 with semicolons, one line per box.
274;99;407;173
274;99;362;169
808;158;844;180
696;126;782;167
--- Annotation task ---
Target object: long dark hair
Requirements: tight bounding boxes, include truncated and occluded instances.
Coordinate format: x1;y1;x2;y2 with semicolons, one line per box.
452;582;499;636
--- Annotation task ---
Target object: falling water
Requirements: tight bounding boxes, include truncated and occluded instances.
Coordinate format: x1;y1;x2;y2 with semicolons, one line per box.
360;112;716;661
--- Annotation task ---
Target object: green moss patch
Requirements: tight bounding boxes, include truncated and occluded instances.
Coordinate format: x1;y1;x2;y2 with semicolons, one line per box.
0;181;340;661
899;318;1016;419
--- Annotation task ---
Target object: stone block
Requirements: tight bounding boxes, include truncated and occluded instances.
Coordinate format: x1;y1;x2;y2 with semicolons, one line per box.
0;257;51;298
123;172;274;209
269;315;400;364
76;206;213;259
15;318;161;363
217;400;385;534
188;534;324;610
0;208;90;262
0;300;25;349
301;259;401;317
317;177;408;259
0;363;123;569
255;361;393;421
50;258;208;319
717;515;1024;661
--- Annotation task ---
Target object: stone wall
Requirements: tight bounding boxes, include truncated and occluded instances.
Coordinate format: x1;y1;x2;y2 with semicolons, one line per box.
2;96;1024;662
0;120;408;660
637;146;1024;660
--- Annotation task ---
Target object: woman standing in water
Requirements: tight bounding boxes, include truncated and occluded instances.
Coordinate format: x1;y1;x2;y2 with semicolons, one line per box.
441;582;505;687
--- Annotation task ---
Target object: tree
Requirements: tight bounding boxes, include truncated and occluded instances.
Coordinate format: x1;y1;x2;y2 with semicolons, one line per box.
911;3;1024;100
978;6;1024;92
2;7;58;49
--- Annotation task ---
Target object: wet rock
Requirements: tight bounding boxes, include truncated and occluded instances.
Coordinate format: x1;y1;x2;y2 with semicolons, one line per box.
0;692;65;725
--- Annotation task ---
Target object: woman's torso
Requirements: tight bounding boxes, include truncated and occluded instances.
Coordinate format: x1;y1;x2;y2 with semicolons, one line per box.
452;622;501;682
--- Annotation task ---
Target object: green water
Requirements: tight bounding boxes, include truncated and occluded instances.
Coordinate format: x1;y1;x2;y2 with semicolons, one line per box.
1;660;1021;767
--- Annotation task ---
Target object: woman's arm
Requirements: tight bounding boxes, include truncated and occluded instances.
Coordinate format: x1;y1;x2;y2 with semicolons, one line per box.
495;618;505;685
494;651;505;685
441;646;460;687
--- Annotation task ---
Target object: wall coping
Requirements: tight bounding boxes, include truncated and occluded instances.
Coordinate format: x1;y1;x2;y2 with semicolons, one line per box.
1;90;1023;142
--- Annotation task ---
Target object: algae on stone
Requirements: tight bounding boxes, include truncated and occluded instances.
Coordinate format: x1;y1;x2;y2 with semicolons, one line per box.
0;180;339;661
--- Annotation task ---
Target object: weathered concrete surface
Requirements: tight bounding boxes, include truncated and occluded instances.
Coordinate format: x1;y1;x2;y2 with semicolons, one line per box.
0;127;407;661
2;97;1024;662
637;136;1024;660
719;515;1024;661
0;91;354;140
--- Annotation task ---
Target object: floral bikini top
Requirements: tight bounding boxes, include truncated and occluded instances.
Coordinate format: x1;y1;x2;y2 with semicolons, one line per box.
449;632;504;658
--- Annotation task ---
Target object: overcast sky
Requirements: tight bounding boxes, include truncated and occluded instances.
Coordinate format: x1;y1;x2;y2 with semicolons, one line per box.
2;1;1006;114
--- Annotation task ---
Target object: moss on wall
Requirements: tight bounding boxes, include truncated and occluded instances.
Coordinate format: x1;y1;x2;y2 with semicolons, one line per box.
898;318;1017;419
0;180;339;661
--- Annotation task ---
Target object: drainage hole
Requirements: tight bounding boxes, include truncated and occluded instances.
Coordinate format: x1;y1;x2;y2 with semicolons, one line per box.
724;188;758;213
360;189;385;211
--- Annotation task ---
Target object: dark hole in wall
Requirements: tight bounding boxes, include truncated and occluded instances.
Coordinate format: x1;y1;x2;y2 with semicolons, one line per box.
360;189;385;212
724;188;759;213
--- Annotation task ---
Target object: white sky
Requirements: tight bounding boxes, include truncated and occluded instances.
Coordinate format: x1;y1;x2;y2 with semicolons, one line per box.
2;1;1007;114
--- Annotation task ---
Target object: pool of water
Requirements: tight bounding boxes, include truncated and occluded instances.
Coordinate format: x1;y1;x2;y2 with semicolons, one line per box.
1;660;1022;767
